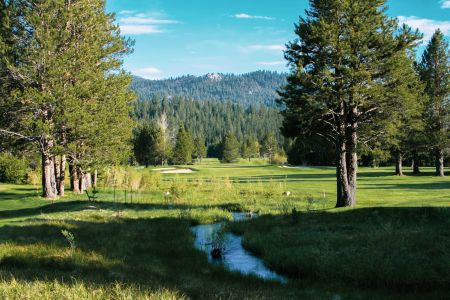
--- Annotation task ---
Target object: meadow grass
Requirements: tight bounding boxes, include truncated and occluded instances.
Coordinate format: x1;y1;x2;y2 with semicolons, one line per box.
0;159;449;298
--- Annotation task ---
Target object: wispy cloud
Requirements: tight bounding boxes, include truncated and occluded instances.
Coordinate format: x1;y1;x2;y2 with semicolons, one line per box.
133;67;162;79
441;1;450;8
234;13;274;20
256;61;285;66
118;12;180;35
397;16;450;42
241;44;285;52
119;10;135;15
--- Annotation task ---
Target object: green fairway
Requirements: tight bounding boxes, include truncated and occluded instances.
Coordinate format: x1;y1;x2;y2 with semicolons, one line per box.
0;160;449;299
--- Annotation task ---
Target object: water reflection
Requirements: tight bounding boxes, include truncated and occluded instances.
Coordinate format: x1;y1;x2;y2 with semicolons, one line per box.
191;213;288;283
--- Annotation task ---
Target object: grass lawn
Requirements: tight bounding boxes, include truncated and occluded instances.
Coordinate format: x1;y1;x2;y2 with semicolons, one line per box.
0;159;449;299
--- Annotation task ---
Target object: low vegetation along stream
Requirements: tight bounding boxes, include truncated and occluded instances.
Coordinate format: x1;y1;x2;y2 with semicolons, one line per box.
191;213;287;283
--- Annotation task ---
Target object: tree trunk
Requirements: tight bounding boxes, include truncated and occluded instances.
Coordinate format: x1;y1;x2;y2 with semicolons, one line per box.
412;151;420;174
80;172;92;192
58;155;66;196
336;106;357;208
70;164;80;193
335;138;355;207
435;149;445;177
347;113;358;204
54;157;61;193
395;151;404;176
41;140;57;199
92;170;97;188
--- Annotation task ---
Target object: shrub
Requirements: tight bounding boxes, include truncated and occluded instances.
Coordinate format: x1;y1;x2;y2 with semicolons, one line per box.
0;153;29;184
271;152;287;165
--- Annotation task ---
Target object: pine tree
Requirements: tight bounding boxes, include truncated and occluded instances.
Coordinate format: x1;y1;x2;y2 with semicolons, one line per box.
419;30;450;177
278;0;421;207
193;135;207;163
220;133;240;163
0;0;133;197
172;126;193;165
133;122;161;167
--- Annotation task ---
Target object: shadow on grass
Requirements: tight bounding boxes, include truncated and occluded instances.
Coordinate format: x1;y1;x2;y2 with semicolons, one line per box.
0;207;448;299
0;217;304;299
230;206;450;294
0;192;41;201
0;200;245;220
362;181;450;190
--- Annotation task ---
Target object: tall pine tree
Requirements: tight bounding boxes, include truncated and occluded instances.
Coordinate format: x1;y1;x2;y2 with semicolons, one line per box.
279;0;421;207
419;30;450;177
0;0;133;198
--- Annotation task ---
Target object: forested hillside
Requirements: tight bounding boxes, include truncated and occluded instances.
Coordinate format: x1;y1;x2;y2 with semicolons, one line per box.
132;96;283;145
131;71;287;107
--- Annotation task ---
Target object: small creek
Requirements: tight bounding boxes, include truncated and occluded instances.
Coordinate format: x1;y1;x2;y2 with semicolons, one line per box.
191;213;288;283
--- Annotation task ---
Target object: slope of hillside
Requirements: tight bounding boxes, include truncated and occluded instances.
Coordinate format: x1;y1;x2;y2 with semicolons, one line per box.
131;70;287;107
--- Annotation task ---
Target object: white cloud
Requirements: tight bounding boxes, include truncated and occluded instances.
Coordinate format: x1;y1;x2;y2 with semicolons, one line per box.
118;12;179;35
397;16;450;42
441;1;450;8
119;10;135;15
120;25;164;35
133;67;162;79
119;16;179;25
243;44;284;52
234;13;274;20
256;61;285;66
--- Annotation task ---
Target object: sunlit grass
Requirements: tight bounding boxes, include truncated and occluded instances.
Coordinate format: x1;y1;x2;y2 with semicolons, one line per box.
0;160;449;298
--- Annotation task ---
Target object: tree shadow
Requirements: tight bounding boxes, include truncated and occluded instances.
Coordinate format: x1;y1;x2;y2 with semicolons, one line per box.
0;200;246;220
0;217;301;299
362;181;450;190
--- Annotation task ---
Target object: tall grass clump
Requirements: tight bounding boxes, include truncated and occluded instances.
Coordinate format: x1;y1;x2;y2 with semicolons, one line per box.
0;278;186;300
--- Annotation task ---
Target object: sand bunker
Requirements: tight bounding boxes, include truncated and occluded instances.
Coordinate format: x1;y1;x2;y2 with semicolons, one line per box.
161;168;195;174
152;167;176;171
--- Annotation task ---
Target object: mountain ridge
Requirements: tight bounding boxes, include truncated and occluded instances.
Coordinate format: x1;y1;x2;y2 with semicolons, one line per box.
131;70;287;108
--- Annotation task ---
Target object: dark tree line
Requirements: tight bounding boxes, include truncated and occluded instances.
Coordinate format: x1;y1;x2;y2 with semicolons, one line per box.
131;96;284;145
132;119;284;166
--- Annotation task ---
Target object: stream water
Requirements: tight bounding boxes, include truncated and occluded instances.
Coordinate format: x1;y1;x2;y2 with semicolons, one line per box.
191;213;288;283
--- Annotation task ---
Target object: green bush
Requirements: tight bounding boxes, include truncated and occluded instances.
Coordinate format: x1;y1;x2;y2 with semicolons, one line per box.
271;152;287;165
0;153;29;183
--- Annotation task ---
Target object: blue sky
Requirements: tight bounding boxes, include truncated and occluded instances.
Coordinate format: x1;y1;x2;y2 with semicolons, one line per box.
105;0;450;79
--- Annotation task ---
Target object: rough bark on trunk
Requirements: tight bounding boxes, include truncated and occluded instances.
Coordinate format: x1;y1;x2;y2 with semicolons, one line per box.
54;157;61;193
347;108;358;204
436;149;445;177
58;155;66;196
335;106;357;208
335;138;356;207
70;164;80;193
80;172;92;192
41;140;57;199
395;151;404;176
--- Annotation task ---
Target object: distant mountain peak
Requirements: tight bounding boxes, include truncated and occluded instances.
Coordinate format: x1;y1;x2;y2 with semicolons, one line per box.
206;73;223;81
